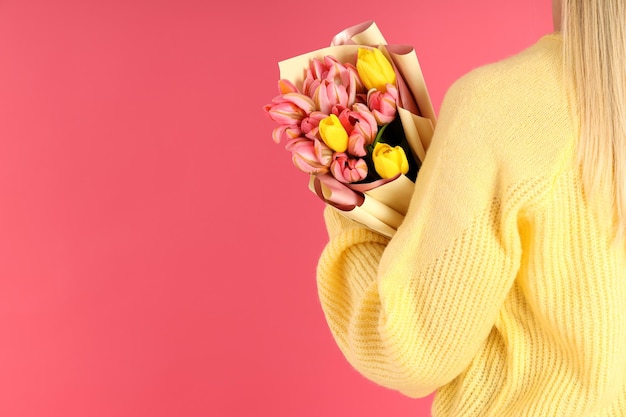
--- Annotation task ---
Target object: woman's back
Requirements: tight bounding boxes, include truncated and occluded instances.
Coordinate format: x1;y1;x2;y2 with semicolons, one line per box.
317;33;626;416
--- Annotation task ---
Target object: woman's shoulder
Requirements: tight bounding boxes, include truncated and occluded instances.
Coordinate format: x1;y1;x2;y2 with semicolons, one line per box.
437;32;575;196
447;32;564;110
440;32;569;145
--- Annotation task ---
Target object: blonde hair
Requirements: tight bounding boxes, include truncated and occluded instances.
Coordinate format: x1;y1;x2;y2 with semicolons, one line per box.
562;0;626;240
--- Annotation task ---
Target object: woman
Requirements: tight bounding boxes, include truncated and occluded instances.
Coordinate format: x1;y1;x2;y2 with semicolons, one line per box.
316;0;626;415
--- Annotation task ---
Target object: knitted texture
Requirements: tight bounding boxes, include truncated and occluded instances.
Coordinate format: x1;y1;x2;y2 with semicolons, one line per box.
316;33;626;416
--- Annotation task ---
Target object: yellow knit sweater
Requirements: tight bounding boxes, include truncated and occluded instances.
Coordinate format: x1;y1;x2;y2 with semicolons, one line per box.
316;33;626;416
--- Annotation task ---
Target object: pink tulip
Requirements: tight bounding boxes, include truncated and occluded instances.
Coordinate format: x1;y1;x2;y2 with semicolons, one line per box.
337;103;378;156
330;153;368;183
302;56;367;109
367;84;398;124
347;132;368;157
285;138;332;174
346;66;366;105
313;79;349;115
325;57;365;106
302;68;321;98
323;57;363;89
272;124;301;144
284;136;308;151
311;57;327;80
350;103;378;137
324;56;352;86
263;93;316;125
338;103;378;137
286;137;333;167
314;139;333;166
300;111;327;140
303;58;329;98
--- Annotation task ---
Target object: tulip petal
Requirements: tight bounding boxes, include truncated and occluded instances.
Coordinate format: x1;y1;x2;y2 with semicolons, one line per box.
278;79;299;94
266;102;305;125
301;111;326;139
284;136;309;152
327;82;348;108
348;132;367;156
312;173;364;211
314;82;332;115
272;125;301;144
314;139;333;166
292;152;328;175
311;58;326;80
282;93;316;114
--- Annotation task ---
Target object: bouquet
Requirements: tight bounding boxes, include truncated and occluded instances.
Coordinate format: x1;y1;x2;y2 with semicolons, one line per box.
264;21;436;237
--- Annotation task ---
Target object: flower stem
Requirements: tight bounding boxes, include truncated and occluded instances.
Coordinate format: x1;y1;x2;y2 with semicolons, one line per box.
368;123;389;153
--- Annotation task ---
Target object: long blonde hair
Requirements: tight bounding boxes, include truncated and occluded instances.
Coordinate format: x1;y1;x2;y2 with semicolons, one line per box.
562;0;626;239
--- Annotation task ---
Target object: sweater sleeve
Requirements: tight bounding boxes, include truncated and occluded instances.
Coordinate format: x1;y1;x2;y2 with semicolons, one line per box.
316;74;523;398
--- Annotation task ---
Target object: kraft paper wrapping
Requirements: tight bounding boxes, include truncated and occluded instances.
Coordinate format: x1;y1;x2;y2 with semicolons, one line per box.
280;21;436;238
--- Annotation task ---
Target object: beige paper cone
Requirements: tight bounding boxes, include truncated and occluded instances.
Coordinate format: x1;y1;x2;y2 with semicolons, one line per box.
277;22;437;237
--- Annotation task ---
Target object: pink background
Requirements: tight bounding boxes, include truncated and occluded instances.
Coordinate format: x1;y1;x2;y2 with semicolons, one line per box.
0;1;552;416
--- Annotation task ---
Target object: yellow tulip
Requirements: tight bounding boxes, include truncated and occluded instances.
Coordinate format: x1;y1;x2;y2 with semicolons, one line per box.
356;48;396;92
319;114;349;152
372;142;409;179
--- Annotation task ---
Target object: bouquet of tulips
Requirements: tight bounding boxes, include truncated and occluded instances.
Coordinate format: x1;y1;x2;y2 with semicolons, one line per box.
264;21;436;237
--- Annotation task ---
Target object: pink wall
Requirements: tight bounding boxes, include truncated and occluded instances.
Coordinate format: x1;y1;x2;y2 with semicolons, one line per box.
0;1;552;416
